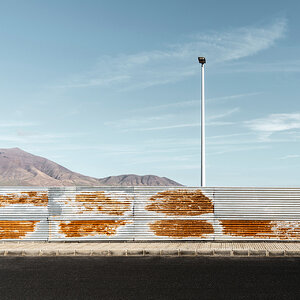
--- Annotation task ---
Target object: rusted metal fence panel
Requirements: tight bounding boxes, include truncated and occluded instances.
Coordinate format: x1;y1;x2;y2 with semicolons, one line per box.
0;186;299;241
213;187;300;241
0;187;48;241
47;187;216;241
133;187;215;240
48;187;135;241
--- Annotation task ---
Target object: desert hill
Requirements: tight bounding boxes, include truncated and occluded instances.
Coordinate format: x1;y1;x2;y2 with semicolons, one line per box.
0;148;182;186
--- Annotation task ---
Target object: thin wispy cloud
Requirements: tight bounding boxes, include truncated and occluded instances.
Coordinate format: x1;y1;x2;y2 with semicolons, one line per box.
209;145;270;155
160;164;202;170
107;107;238;132
280;154;300;160
132;93;259;113
57;18;286;91
123;120;235;132
208;92;262;102
132;100;198;112
206;107;239;126
207;107;239;120
30;138;200;159
0;136;25;142
218;60;300;74
245;113;300;139
207;133;253;140
0;121;37;128
193;18;286;62
208;136;300;146
144;137;199;148
0;132;86;144
104;115;174;128
125;154;196;165
123;123;200;132
206;121;235;126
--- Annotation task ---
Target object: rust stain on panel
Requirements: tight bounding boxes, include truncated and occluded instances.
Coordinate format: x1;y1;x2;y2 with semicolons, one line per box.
221;220;273;238
221;220;300;239
272;221;300;239
146;189;214;216
75;192;131;216
150;220;214;238
0;221;38;239
59;220;129;237
0;191;48;207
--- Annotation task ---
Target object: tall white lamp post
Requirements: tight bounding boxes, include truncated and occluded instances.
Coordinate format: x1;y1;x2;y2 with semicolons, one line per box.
198;57;206;187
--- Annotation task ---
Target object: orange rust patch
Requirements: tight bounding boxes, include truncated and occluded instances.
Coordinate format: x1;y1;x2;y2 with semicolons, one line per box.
272;221;300;240
59;220;129;237
150;220;214;238
74;192;131;216
221;220;273;238
146;189;214;216
221;220;300;240
0;221;38;239
0;191;48;207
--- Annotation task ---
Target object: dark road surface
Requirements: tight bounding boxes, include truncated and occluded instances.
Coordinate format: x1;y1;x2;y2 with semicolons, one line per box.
0;256;299;300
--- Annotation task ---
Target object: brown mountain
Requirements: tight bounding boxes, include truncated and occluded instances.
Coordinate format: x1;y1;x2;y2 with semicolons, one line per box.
97;174;181;186
0;148;182;186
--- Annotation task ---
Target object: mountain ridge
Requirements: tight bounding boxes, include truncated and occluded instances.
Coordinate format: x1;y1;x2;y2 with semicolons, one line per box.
0;148;182;186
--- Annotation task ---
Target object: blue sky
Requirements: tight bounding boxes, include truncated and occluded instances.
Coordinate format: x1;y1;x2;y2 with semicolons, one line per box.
0;0;300;186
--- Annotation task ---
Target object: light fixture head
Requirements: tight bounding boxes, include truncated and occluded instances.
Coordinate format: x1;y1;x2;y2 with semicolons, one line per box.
198;57;206;64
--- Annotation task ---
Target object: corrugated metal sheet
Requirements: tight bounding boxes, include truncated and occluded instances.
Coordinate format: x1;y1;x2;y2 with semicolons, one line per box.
212;187;300;240
133;187;215;240
48;187;135;241
0;187;299;241
0;187;48;241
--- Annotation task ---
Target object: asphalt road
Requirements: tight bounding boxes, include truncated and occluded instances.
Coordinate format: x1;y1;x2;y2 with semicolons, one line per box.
0;256;299;300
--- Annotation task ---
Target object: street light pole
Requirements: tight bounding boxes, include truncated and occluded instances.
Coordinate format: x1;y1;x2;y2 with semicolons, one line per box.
198;57;206;187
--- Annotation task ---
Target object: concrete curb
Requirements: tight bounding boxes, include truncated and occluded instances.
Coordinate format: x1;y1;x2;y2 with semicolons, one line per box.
1;249;300;257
